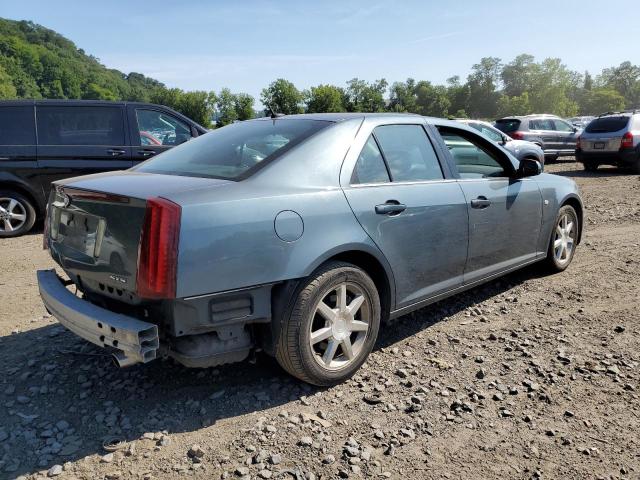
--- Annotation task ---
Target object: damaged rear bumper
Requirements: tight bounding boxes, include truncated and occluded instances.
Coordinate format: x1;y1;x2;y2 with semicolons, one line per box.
37;269;159;366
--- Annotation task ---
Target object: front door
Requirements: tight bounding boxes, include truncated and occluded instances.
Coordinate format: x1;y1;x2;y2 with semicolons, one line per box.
530;118;559;154
342;124;469;309
127;106;195;165
35;105;132;198
436;126;543;284
552;118;579;154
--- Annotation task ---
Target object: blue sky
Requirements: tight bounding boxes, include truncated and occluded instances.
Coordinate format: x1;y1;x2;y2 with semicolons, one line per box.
3;0;640;102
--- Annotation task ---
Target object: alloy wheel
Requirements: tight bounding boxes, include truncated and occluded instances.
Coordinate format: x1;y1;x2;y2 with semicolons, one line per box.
309;282;371;370
553;213;576;265
0;197;28;233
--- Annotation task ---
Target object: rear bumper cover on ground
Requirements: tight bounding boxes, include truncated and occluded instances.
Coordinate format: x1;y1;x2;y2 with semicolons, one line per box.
37;269;159;366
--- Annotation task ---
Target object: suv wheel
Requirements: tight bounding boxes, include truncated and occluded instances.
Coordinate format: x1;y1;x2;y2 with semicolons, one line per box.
546;155;559;164
276;261;381;386
544;205;579;272
0;190;36;238
583;161;599;172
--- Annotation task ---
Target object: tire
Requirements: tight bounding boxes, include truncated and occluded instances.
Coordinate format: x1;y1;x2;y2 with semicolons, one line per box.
543;205;579;273
631;159;640;174
583;161;599;172
275;261;381;386
0;190;36;238
546;155;559;164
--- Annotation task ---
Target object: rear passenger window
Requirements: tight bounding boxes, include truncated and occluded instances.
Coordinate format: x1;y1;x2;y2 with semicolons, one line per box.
374;125;443;182
553;119;573;132
351;135;390;184
530;119;554;130
36;106;125;146
0;106;35;145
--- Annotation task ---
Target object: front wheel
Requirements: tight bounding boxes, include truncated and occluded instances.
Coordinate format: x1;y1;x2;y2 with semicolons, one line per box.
544;205;579;272
0;190;36;238
275;261;381;386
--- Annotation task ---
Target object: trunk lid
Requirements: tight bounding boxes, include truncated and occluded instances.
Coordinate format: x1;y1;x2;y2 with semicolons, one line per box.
47;171;232;303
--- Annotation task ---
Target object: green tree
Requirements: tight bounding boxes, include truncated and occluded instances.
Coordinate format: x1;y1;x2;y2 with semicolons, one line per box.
234;93;255;121
445;76;469;117
496;92;532;117
501;54;537;97
83;82;117;100
0;64;17;98
178;90;214;127
466;57;502;117
216;88;238;126
304;84;345;113
344;78;388;112
261;78;303;115
413;81;450;117
599;61;640;107
388;78;417;113
580;88;625;115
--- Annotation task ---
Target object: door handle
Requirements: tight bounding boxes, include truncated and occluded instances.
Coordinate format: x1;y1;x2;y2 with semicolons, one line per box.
375;201;406;215
107;149;126;156
137;149;157;157
470;196;491;209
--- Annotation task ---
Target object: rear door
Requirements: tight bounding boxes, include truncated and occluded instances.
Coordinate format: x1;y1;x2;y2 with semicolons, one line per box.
529;118;558;153
35;104;132;199
342;123;469;309
0;105;42;206
127;106;197;165
436;126;543;284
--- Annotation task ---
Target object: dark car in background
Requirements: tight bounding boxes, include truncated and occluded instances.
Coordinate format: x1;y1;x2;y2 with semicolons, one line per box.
576;111;640;172
495;114;581;162
0;100;207;237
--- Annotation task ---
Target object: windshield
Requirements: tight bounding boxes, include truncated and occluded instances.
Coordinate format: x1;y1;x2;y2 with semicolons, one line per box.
495;119;521;133
585;116;630;133
135;119;331;180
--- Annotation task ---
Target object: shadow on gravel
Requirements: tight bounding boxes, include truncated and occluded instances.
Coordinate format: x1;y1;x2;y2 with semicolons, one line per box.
551;166;632;178
0;263;548;477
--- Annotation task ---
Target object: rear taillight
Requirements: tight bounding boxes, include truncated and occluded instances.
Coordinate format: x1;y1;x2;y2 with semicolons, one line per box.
511;131;524;140
576;136;581;150
136;197;181;299
621;131;634;149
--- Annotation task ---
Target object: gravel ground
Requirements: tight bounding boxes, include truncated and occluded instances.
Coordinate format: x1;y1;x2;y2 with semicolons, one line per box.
0;161;639;480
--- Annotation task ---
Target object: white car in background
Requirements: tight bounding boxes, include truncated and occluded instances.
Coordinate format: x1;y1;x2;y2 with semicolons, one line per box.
457;119;545;166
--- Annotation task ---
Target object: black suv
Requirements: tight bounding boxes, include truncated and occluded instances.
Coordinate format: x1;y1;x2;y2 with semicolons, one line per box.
0;100;207;237
494;114;581;162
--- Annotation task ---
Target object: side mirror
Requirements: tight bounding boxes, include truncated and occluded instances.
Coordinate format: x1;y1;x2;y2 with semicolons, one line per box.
518;158;542;177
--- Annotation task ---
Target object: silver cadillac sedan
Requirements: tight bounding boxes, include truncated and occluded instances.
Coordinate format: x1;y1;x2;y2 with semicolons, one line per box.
38;113;583;386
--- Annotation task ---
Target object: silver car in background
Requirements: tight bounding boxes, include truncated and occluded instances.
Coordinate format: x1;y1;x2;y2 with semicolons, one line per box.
456;119;545;166
576;111;640;172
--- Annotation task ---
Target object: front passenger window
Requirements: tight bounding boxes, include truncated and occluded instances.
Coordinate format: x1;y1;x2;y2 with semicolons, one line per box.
135;110;192;146
438;129;507;179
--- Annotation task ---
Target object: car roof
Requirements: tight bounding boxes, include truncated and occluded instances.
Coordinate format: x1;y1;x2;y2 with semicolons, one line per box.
497;114;561;120
595;110;639;118
250;112;466;129
0;99;170;108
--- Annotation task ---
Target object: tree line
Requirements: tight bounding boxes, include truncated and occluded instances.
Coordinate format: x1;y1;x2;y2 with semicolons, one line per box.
1;19;639;128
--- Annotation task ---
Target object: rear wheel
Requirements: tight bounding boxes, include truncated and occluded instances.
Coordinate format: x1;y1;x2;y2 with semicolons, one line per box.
546;155;559;164
0;190;36;238
544;205;578;272
583;161;599;172
275;261;380;386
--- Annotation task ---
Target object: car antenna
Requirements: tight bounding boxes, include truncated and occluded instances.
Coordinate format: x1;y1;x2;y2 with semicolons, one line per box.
267;103;284;119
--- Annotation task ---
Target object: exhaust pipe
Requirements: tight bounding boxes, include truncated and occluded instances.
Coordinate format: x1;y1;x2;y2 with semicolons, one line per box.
112;350;138;368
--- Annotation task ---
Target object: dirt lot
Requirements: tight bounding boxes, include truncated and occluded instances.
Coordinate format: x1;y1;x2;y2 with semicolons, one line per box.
0;161;639;480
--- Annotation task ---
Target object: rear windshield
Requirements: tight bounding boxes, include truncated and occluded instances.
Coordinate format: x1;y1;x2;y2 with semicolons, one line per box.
585;116;630;133
135;119;331;180
495;119;521;133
